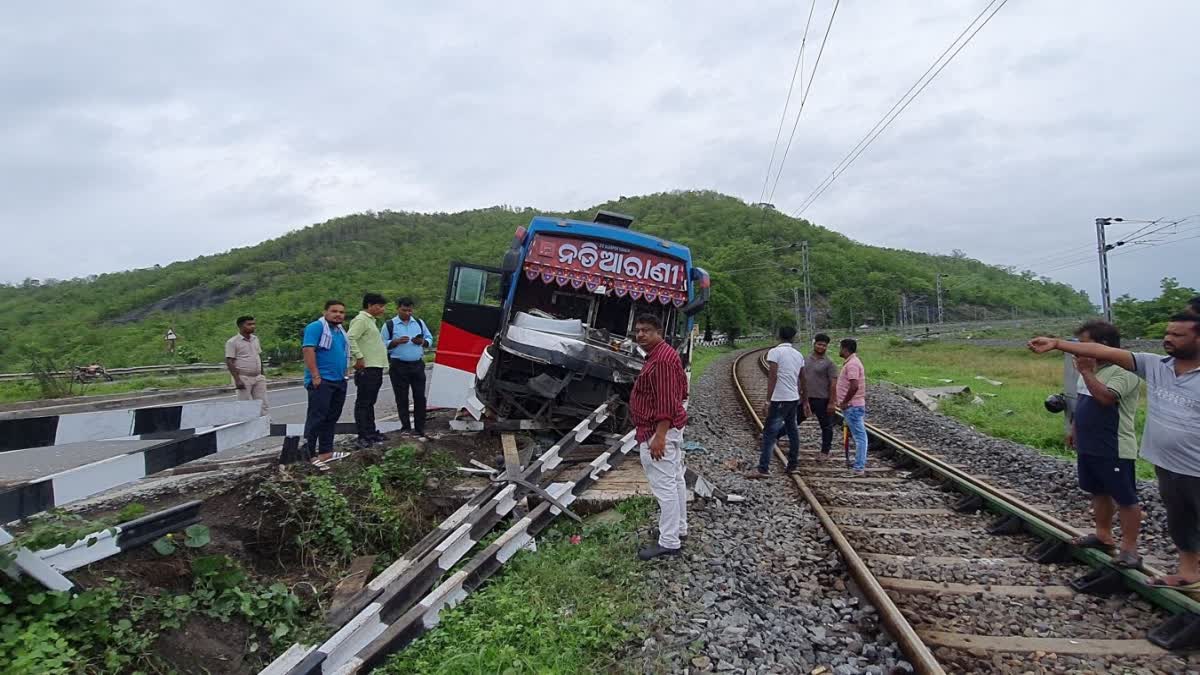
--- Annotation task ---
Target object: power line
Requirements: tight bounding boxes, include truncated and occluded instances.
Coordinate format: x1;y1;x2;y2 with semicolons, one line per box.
792;0;1009;217
1120;215;1199;242
1016;245;1097;269
1038;226;1200;275
766;0;842;205
1024;216;1199;274
756;0;820;205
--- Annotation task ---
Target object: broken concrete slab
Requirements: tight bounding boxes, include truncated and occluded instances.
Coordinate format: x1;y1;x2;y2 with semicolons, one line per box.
912;389;941;412
974;375;1004;386
922;385;970;398
908;385;971;411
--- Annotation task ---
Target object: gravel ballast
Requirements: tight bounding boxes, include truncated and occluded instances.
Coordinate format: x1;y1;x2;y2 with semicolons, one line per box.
628;347;1200;673
628;350;904;674
866;383;1179;572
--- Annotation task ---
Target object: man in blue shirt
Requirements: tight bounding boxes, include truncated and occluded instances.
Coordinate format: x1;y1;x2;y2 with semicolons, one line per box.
302;300;351;460
382;297;433;439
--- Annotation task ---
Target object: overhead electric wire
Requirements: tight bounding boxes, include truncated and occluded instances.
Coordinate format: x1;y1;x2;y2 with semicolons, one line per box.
1015;244;1097;269
1016;216;1197;273
792;0;1009;217
766;0;842;205
1037;226;1200;275
1119;215;1199;242
1110;217;1166;242
757;0;821;205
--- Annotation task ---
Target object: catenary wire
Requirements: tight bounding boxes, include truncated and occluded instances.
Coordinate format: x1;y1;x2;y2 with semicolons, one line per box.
792;0;1009;217
757;0;821;205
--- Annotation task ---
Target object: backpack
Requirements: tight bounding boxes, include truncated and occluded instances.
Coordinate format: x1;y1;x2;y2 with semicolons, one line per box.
387;317;431;349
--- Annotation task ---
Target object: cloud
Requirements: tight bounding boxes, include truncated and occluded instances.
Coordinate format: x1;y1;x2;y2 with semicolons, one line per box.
0;0;1196;300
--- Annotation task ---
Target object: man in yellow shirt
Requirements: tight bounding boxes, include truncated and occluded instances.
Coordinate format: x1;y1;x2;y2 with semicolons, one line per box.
348;293;389;449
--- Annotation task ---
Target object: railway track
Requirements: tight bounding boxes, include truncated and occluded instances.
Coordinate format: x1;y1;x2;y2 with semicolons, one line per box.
731;347;1200;673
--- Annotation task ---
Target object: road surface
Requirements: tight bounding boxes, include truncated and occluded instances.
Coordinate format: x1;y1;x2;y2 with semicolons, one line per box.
1;370;431;485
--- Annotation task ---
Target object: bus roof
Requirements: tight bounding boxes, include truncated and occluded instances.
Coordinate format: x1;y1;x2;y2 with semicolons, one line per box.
525;216;693;263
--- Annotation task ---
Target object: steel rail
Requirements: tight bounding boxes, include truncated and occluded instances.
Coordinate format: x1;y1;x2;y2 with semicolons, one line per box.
857;406;1200;621
731;348;945;675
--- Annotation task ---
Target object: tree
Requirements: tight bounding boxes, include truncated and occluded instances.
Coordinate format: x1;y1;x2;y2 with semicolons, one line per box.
706;283;748;346
1112;277;1197;339
275;311;314;343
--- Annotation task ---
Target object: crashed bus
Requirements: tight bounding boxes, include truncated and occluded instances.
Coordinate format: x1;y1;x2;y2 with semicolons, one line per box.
428;211;710;428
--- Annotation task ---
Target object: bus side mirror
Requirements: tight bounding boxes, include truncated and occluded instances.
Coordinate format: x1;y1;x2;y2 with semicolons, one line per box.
682;267;711;316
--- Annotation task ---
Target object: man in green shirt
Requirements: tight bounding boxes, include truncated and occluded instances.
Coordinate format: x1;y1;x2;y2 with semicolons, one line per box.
348;293;389;448
1068;321;1143;567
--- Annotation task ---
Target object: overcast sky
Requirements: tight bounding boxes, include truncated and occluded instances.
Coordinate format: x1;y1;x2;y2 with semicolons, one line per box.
2;1;1197;300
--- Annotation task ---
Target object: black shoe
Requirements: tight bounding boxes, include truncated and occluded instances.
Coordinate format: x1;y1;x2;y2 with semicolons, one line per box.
369;432;387;443
638;544;682;561
354;437;374;450
785;465;800;474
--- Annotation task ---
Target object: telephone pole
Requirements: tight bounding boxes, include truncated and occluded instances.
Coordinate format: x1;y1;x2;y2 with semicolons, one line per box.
1095;217;1120;322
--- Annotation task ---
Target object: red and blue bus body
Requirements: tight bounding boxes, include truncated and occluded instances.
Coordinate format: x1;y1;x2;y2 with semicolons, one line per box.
429;212;709;422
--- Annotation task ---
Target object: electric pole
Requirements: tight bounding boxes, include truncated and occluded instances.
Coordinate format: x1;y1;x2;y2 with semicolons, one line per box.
792;287;802;335
801;241;813;337
1095;217;1121;322
936;273;948;324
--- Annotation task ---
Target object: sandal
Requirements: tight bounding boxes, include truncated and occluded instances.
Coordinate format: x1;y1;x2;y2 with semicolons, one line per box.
1072;533;1115;552
1145;575;1200;591
1113;550;1143;569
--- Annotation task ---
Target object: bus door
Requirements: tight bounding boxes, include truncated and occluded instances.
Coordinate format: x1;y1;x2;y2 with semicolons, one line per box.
429;262;507;411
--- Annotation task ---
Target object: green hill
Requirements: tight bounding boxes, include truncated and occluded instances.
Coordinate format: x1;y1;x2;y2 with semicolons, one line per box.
0;191;1091;370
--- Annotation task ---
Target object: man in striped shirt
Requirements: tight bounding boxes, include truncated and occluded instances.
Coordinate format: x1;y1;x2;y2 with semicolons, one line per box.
631;313;689;561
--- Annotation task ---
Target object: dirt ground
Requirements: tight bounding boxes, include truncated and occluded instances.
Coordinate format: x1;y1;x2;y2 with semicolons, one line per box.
63;413;510;674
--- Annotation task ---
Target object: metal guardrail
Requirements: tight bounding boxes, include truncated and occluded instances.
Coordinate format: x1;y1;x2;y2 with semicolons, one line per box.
0;363;227;382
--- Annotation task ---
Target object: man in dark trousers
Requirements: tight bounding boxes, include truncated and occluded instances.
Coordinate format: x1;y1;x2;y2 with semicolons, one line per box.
302;300;351;462
799;333;839;457
746;325;804;478
1066;321;1143;567
347;293;389;449
630;314;689;561
383;298;433;440
1030;313;1200;588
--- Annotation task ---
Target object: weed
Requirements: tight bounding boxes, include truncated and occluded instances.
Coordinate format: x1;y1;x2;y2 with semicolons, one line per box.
0;504;146;571
381;497;655;675
252;444;457;573
0;549;318;674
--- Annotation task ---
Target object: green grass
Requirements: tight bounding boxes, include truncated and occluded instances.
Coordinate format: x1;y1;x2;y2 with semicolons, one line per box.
380;497;656;675
0;365;304;404
859;337;1154;480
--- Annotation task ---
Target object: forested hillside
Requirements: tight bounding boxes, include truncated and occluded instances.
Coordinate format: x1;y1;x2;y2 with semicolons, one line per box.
0;191;1092;369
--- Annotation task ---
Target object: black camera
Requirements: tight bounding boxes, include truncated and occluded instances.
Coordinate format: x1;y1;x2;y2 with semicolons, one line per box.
1044;393;1067;414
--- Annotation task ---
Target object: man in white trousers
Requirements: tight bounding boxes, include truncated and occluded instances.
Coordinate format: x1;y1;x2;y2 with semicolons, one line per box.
630;313;689;561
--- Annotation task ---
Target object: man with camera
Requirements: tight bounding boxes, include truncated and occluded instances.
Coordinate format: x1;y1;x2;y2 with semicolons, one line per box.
1062;321;1143;567
1030;312;1200;589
